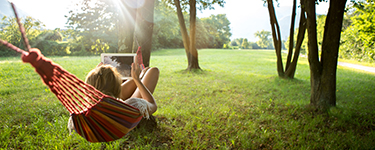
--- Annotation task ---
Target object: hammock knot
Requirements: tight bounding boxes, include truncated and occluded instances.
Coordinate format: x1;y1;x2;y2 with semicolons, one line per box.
22;48;55;86
22;48;41;64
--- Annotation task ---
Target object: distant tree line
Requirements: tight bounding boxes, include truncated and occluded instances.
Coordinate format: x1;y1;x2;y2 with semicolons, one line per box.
229;30;286;50
0;0;231;57
152;1;231;50
1;0;373;65
0;16;69;56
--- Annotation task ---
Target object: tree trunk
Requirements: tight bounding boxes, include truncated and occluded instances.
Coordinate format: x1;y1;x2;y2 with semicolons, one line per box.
118;0;137;53
285;0;297;70
266;0;307;79
285;0;306;78
306;0;323;108
134;0;155;67
306;0;347;110
188;0;200;70
174;0;191;65
266;0;284;77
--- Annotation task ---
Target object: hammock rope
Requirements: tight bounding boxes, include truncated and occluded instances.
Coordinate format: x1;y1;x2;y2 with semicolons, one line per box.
11;3;31;51
0;3;145;142
0;41;144;142
135;36;145;69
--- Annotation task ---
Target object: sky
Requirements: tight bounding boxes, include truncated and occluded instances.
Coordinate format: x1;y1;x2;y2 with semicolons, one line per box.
7;0;329;42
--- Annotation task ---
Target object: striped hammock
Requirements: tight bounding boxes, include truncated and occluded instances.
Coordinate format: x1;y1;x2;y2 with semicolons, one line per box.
71;96;142;142
1;42;144;142
1;4;145;142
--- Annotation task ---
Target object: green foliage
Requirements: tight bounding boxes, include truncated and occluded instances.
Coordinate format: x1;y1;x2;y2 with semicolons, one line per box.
1;49;375;149
65;0;228;53
58;29;98;56
34;41;70;56
0;14;105;56
195;19;211;49
230;39;238;46
222;43;229;49
251;41;262;49
162;0;225;11
28;29;72;56
284;15;326;54
340;1;375;62
0;16;44;57
230;38;260;49
65;0;119;54
315;15;325;51
241;38;249;49
254;30;273;49
199;14;232;48
236;38;244;46
36;30;63;42
284;31;306;54
152;0;184;50
152;1;231;50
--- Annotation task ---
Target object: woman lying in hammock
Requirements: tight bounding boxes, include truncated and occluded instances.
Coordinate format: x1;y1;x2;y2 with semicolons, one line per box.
68;59;159;132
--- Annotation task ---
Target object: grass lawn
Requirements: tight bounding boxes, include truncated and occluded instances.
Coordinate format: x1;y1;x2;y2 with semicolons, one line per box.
0;49;374;149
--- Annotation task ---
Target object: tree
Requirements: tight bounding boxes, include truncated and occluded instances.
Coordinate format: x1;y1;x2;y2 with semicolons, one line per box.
117;0;137;53
265;0;306;78
152;1;183;49
254;30;271;49
0;16;44;56
241;38;249;49
195;19;210;49
236;38;244;47
189;0;199;70
305;0;348;110
200;14;232;48
173;0;199;70
285;14;326;55
36;30;63;42
66;0;118;55
170;0;225;70
340;1;375;61
32;29;71;56
66;0;154;62
230;39;238;46
134;0;155;67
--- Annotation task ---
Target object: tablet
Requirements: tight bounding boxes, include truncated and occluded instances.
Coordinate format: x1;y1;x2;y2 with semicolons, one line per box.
100;53;136;80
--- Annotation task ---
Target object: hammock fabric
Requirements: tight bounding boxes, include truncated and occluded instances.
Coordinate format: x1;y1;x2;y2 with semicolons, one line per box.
1;4;146;142
0;40;144;142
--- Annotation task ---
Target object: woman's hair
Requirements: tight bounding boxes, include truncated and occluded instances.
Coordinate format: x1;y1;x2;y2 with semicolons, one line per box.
85;65;122;98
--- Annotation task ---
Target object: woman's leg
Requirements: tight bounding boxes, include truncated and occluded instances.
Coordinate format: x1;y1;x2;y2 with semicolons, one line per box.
131;67;160;98
120;79;137;100
131;67;159;115
120;67;152;100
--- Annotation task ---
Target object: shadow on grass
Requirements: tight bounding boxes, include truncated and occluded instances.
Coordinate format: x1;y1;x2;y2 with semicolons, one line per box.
174;68;208;75
113;66;374;149
115;115;177;149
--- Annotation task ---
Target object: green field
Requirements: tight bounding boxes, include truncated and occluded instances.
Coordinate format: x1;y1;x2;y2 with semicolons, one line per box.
1;49;374;149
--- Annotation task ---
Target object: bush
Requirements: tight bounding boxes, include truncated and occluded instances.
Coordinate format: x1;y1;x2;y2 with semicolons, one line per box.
36;30;63;42
0;45;20;57
34;40;70;56
69;43;94;56
223;44;229;49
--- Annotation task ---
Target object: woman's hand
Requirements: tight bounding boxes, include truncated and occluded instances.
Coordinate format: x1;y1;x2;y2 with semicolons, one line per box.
96;62;104;68
131;57;141;81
